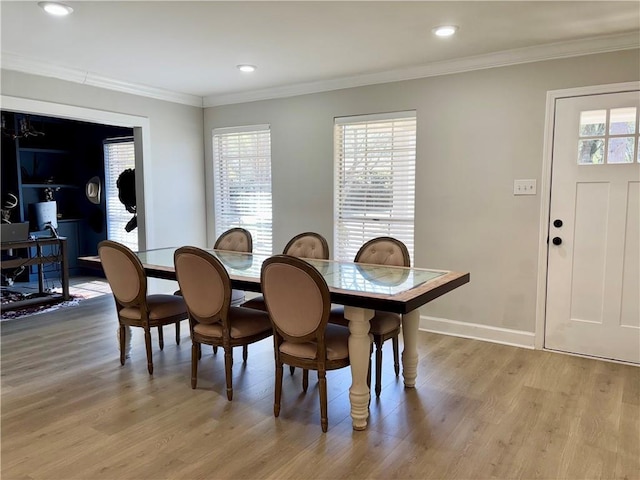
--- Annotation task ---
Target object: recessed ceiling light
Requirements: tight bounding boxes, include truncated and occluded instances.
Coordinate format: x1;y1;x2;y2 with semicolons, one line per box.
237;65;257;73
39;2;73;16
432;25;458;37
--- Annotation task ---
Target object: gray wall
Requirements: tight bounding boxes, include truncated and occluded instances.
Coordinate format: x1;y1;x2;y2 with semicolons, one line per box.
1;69;206;250
204;50;640;334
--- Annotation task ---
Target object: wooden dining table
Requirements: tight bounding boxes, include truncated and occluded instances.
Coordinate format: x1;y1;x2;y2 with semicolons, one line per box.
80;247;470;430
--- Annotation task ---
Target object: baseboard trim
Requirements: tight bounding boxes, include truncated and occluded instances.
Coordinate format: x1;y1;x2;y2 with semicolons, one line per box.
419;315;536;349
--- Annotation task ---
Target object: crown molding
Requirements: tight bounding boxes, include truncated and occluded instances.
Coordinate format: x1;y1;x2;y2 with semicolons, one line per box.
2;31;637;109
0;52;204;108
203;31;639;107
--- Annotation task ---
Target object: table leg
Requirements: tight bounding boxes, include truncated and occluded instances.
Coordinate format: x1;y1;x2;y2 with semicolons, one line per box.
344;305;374;431
59;239;70;300
401;309;420;388
36;243;44;295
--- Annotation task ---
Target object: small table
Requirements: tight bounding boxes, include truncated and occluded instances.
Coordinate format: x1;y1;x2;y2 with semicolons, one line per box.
80;247;470;430
1;237;70;309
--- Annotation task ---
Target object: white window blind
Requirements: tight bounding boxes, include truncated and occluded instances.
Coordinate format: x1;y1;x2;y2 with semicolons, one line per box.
103;138;138;251
213;125;272;254
334;111;416;262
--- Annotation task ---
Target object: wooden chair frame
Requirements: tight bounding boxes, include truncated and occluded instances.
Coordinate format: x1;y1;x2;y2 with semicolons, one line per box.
262;255;350;432
98;240;186;375
174;246;272;400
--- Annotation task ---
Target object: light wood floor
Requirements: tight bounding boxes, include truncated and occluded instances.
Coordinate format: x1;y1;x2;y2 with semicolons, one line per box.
1;291;638;480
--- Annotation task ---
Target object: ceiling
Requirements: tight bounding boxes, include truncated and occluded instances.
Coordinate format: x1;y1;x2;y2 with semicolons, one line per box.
1;1;639;106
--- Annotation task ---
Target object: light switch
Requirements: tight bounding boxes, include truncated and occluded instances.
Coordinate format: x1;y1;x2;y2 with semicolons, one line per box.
513;179;536;195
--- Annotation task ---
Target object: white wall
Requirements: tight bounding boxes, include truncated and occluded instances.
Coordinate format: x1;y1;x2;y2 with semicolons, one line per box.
203;50;640;340
0;69;206;251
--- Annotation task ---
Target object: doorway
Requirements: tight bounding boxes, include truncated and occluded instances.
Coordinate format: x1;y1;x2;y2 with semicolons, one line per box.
541;84;639;363
0;95;152;250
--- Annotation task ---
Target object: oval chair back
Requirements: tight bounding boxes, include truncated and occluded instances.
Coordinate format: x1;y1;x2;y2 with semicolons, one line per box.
174;246;231;325
98;239;147;308
355;236;410;267
214;227;253;253
283;232;330;260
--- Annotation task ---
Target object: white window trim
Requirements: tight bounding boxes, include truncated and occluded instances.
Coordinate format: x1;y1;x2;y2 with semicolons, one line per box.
104;137;138;251
212;125;273;254
334;111;417;262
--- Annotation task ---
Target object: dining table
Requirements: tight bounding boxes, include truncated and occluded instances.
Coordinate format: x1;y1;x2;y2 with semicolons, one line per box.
80;247;470;431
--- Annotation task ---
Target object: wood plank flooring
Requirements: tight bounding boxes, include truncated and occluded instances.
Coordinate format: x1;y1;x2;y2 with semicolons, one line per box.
1;291;638;480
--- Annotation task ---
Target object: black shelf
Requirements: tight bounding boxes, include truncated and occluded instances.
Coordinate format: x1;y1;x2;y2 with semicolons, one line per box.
22;184;80;189
18;147;70;155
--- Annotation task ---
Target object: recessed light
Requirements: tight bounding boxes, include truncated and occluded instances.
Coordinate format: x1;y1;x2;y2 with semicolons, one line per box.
237;64;257;73
432;25;458;37
39;2;73;16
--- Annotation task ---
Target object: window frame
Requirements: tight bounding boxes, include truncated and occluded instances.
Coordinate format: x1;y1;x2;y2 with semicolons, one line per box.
334;111;417;262
212;124;273;254
103;137;138;251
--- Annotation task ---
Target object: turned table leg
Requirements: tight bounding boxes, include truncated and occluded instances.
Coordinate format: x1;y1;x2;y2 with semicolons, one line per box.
401;309;420;388
344;305;374;431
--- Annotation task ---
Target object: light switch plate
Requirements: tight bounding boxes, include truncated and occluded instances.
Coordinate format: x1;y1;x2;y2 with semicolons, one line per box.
514;179;536;195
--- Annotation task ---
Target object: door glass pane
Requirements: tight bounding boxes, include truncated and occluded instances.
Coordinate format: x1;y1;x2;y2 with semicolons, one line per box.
579;110;606;136
578;139;604;164
609;107;636;135
607;137;635;164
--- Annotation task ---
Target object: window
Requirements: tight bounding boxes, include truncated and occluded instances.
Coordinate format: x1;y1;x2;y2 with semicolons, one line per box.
213;125;272;254
103;137;138;250
578;107;639;164
334;111;416;262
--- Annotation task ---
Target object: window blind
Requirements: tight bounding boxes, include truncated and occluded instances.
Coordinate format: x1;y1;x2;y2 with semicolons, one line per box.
334;112;416;262
103;138;138;251
213;125;272;254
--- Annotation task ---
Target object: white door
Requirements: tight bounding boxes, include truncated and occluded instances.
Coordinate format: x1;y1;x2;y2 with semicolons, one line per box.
545;90;640;363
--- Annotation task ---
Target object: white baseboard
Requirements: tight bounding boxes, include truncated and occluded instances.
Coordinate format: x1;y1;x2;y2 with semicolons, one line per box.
419;315;536;349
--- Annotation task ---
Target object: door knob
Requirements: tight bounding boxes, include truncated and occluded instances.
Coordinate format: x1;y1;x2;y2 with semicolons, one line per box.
552;237;562;246
553;219;563;228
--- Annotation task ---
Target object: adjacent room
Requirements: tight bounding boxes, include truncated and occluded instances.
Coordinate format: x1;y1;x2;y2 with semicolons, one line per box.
1;2;638;479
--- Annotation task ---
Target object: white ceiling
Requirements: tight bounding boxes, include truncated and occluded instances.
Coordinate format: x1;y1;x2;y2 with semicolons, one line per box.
1;1;639;106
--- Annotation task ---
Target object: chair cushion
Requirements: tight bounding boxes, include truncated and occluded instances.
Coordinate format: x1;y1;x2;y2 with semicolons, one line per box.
119;294;187;320
368;311;401;335
279;324;349;360
194;306;271;339
230;289;246;306
329;306;400;335
240;295;266;311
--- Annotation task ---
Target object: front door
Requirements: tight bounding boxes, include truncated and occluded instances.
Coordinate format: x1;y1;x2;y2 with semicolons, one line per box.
545;90;640;363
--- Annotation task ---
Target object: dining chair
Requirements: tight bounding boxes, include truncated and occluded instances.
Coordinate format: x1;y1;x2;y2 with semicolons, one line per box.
98;240;188;375
329;236;410;397
242;231;329;312
261;254;350;432
214;227;254;306
173;245;272;400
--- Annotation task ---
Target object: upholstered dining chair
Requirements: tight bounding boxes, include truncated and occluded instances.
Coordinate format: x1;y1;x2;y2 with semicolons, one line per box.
329;236;410;397
261;254;350;432
98;240;188;375
242;231;329;312
173;246;272;400
175;228;253;304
